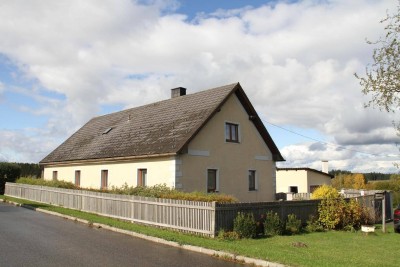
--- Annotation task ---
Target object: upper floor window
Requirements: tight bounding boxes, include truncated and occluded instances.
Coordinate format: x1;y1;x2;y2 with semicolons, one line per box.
225;122;239;143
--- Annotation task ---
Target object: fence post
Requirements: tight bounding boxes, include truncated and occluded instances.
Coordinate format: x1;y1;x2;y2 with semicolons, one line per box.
211;201;216;238
382;192;386;233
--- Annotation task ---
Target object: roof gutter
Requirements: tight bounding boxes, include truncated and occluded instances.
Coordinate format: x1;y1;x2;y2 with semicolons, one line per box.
40;152;177;167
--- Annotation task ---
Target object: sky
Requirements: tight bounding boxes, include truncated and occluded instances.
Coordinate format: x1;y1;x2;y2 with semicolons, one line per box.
0;0;399;173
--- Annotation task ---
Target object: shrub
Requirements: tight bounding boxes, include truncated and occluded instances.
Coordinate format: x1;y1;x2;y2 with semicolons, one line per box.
342;199;374;230
285;214;302;235
311;185;340;199
217;229;240;241
360;206;375;225
0;162;21;194
264;211;283;236
317;196;367;231
393;191;400;208
233;212;257;239
318;197;344;230
16;177;77;189
159;190;237;203
305;215;324;233
110;183;172;197
255;214;266;236
108;183;237;203
341;199;363;230
15;179;237;203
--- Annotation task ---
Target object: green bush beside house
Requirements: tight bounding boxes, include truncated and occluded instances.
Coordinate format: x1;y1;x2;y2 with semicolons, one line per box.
14;177;237;203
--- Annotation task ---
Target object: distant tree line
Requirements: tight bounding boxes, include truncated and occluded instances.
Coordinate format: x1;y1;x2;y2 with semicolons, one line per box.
331;172;366;190
329;169;400;207
329;169;392;181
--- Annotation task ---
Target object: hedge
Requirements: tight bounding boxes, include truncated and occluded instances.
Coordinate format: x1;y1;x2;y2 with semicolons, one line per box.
0;162;21;194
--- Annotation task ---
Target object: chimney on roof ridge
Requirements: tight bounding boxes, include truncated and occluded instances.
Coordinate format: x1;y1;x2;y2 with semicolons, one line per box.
171;87;186;98
321;160;328;174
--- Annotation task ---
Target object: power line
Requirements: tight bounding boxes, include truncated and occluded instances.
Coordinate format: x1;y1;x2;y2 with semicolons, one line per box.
264;120;398;158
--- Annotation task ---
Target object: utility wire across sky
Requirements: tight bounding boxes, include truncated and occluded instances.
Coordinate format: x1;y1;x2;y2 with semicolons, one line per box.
264;120;399;158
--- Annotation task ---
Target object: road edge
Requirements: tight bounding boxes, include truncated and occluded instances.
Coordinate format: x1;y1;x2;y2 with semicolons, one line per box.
0;198;287;267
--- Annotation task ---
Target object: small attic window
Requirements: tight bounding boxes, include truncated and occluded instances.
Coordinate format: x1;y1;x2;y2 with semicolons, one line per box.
102;127;113;135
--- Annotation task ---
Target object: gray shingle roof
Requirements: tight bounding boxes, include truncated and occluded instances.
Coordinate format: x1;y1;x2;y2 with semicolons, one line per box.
40;83;284;164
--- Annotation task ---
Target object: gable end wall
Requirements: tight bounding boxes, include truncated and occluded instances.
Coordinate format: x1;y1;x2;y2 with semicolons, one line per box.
179;94;276;202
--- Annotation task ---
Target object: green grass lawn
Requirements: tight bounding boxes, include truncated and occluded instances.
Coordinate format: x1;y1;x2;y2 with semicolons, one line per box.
1;195;398;267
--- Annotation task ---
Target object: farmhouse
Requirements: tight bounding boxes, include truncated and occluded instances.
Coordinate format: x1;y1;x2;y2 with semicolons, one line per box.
40;83;284;202
276;163;333;195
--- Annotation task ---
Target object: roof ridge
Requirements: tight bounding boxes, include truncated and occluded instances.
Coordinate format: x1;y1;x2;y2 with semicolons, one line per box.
92;82;240;120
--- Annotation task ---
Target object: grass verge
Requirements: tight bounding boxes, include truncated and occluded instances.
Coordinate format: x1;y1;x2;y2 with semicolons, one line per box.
1;195;399;267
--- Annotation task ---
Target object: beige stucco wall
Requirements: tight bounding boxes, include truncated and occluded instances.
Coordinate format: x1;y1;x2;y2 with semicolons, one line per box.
276;170;308;193
43;157;176;189
308;171;332;188
178;94;276;202
276;169;331;193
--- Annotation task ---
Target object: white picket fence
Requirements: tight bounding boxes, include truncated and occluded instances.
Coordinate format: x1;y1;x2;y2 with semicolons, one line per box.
5;183;216;236
10;183;382;236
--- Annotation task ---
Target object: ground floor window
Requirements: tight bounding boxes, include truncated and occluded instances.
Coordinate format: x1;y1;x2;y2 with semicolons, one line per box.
52;171;58;181
207;169;218;193
248;170;256;191
289;186;298;193
137;169;147;187
75;170;81;187
101;170;108;189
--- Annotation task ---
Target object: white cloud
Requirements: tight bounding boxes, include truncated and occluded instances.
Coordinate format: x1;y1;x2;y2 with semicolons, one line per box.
277;142;400;173
0;0;398;171
0;129;60;163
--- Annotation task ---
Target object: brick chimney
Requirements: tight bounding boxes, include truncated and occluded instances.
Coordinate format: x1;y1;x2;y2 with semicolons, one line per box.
171;87;186;98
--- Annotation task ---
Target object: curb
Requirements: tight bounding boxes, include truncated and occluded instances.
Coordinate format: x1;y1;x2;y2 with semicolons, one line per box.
0;198;287;267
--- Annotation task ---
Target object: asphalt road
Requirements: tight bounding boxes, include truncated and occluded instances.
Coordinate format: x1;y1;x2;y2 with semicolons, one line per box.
0;202;242;267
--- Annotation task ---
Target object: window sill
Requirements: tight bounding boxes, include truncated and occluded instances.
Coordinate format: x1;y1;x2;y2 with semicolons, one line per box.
225;140;240;144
